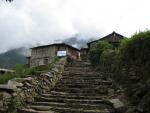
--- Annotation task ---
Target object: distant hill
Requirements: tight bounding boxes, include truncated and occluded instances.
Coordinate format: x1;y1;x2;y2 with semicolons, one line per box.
0;47;30;69
63;36;95;49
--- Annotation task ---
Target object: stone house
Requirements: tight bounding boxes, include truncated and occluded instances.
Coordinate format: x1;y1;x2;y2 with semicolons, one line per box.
29;43;80;67
87;31;125;51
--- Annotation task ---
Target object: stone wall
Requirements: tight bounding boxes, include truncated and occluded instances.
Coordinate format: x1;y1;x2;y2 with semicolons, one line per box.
0;57;66;113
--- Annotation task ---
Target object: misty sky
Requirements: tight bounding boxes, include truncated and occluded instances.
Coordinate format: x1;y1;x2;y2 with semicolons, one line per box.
0;0;150;53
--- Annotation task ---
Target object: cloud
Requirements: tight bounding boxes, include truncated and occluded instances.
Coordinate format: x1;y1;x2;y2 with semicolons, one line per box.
0;0;150;53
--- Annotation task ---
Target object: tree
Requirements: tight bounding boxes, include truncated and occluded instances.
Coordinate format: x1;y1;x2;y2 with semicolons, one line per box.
89;41;113;66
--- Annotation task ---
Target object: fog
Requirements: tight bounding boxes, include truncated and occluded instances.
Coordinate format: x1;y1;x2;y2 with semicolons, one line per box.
0;0;150;53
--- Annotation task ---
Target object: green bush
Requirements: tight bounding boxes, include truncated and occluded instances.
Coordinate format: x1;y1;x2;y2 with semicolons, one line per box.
119;31;150;67
89;41;113;66
100;49;118;72
88;30;150;112
0;57;60;84
116;30;150;112
0;65;34;84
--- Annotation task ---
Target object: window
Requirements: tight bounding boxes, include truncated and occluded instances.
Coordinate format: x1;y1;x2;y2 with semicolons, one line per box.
44;58;48;65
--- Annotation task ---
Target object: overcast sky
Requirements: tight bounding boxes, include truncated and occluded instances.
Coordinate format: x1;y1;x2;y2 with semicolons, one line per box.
0;0;150;53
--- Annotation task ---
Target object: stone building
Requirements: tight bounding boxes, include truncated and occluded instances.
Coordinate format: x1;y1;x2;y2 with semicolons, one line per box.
29;43;80;67
87;31;125;51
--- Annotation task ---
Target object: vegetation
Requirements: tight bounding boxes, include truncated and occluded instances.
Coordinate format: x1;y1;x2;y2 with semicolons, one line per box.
89;41;113;66
0;48;28;69
117;31;150;112
0;57;60;84
89;30;150;113
0;65;34;84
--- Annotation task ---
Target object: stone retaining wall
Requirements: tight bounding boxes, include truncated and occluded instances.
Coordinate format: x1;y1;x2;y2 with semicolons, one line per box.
0;57;66;113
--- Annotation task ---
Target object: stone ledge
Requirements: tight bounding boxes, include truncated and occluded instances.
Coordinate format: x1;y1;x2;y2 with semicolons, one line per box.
0;84;14;94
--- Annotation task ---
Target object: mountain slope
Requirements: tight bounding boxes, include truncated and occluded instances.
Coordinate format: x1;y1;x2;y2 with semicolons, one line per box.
0;48;29;69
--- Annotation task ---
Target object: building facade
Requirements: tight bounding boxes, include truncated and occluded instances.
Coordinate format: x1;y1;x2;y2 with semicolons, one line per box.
29;43;80;67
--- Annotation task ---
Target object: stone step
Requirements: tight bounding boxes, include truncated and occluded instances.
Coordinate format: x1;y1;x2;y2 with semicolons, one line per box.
18;108;55;113
52;87;97;92
64;69;92;72
28;106;52;111
52;88;108;94
30;102;113;110
51;107;113;113
58;80;112;85
65;63;91;67
61;75;103;79
40;94;106;99
63;72;101;75
60;77;102;81
65;67;92;69
50;91;106;96
35;97;110;104
58;81;101;85
54;84;102;88
63;71;99;75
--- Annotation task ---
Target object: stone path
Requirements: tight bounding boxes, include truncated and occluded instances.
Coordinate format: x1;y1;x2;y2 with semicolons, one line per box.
19;61;125;113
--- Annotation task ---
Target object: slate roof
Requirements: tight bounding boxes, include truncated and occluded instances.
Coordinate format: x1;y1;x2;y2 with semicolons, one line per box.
31;43;80;51
87;31;125;45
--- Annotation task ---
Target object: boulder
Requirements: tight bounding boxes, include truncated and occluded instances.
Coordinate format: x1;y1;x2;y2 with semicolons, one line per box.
0;85;14;93
52;67;59;73
8;80;23;89
109;98;126;113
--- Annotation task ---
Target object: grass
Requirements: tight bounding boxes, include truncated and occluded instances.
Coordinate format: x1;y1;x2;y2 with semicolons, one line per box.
0;65;34;84
0;57;61;84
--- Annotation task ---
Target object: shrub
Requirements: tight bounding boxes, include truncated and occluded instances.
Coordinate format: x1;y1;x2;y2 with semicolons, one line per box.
0;65;34;84
0;57;60;84
89;41;113;66
116;30;150;112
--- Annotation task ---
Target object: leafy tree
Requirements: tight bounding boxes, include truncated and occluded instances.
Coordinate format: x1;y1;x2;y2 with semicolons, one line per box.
89;41;113;66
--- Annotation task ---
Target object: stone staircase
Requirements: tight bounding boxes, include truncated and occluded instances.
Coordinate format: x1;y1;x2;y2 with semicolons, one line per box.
19;61;119;113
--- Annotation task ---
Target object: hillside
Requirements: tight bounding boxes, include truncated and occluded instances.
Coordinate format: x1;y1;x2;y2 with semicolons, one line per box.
0;48;29;69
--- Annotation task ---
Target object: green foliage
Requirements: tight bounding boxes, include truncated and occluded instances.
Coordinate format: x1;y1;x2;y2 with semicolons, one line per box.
119;31;150;66
111;30;150;112
0;65;34;84
100;49;118;72
89;41;113;66
0;57;60;84
14;65;35;77
88;30;150;112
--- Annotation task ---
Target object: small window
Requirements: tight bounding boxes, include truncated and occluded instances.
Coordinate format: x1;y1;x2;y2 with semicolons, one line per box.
44;58;48;65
